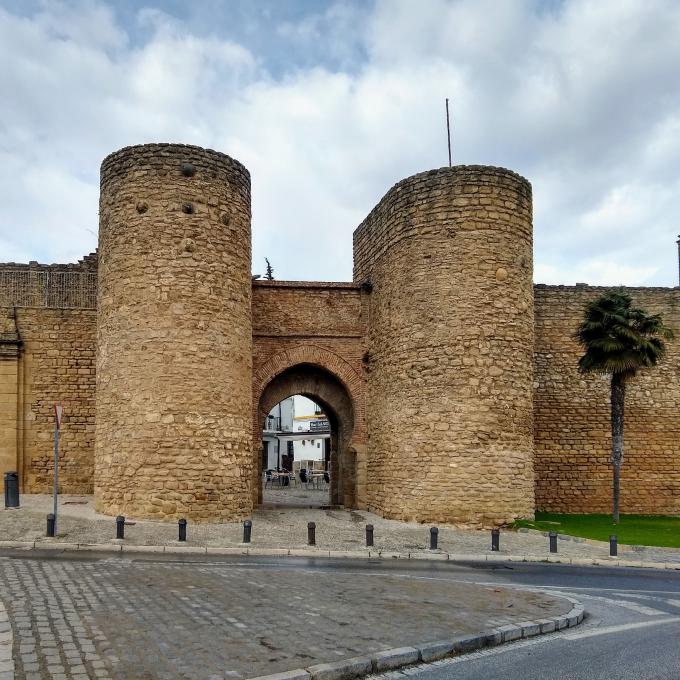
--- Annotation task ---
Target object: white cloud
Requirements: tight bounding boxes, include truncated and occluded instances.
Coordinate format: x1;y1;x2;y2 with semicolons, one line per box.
1;0;679;285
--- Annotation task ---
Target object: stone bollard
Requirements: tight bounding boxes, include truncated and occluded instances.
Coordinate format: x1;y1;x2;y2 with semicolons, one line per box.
243;520;252;543
116;516;125;540
308;522;316;546
549;531;558;553
491;528;500;552
178;519;187;542
366;524;374;547
429;527;438;550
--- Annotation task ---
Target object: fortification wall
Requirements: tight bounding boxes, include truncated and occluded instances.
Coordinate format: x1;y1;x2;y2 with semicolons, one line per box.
354;166;535;526
4;308;95;492
534;285;680;514
0;255;97;310
96;144;253;522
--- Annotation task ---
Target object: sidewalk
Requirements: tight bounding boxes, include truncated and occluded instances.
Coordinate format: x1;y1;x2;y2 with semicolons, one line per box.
2;494;680;567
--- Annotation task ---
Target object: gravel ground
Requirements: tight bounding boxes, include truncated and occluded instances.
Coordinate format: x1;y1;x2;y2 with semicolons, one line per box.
2;493;680;564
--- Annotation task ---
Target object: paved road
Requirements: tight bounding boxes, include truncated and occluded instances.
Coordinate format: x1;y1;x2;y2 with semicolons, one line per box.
367;561;680;679
0;550;569;680
1;550;679;679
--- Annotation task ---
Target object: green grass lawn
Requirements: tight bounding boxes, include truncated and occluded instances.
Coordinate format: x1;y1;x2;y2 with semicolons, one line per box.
513;512;680;548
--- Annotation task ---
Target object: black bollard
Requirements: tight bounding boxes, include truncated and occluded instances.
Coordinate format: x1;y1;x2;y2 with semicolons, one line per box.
243;520;252;543
366;524;374;547
491;528;500;552
116;515;125;540
46;513;55;538
178;519;187;542
549;531;558;553
609;534;618;557
308;521;316;546
429;526;438;550
4;472;20;508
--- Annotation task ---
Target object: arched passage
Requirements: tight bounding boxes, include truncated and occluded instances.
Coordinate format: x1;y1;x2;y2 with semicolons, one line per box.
256;363;357;508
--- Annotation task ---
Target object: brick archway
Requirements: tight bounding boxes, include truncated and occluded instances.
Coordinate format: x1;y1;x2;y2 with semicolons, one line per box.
252;345;365;507
253;344;363;406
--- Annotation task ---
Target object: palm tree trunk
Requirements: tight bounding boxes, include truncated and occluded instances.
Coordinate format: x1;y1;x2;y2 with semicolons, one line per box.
610;373;626;524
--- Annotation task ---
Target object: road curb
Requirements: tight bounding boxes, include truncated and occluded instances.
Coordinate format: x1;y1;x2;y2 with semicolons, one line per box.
247;598;586;680
2;541;678;571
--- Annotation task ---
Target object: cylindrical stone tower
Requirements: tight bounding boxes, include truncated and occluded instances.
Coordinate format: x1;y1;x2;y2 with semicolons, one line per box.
95;144;252;521
354;166;534;526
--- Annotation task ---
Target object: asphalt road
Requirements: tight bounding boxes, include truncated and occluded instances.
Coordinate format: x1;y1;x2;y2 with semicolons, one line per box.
363;560;680;680
2;549;680;679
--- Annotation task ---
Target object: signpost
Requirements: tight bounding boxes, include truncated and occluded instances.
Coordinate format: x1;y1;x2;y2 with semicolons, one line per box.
53;403;63;534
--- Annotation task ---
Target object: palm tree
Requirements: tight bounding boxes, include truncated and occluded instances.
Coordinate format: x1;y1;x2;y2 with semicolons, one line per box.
575;290;673;523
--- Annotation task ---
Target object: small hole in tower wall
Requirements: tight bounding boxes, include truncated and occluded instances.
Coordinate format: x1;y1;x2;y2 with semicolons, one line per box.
181;202;194;215
180;162;196;177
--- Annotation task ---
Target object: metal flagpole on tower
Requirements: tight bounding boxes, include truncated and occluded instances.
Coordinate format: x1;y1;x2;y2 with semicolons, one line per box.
445;98;452;167
676;235;680;286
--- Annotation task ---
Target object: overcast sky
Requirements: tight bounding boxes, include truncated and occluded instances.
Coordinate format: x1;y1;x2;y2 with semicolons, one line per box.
1;0;679;285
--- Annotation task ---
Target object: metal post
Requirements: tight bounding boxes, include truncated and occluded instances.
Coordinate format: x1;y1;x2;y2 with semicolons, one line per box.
429;526;438;550
4;472;19;508
46;513;55;538
53;419;59;535
549;531;558;553
445;98;452;167
307;521;316;546
116;515;125;540
609;535;618;557
243;520;252;543
491;528;500;552
178;519;187;542
366;524;374;547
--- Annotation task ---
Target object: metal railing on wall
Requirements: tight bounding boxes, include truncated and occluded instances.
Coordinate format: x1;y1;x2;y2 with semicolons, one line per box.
0;270;97;309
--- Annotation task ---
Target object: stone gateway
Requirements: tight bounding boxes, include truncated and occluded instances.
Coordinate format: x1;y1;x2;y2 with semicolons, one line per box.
1;143;678;525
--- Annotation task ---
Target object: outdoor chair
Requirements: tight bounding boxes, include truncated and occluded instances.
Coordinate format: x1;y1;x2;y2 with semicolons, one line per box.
264;469;274;489
299;469;310;489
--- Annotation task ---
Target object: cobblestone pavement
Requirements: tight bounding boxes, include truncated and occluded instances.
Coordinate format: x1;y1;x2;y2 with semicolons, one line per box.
2;494;680;564
0;554;571;680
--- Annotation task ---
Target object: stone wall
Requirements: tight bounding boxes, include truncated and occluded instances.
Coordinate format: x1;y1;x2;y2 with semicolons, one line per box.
96;144;253;522
0;308;96;492
354;166;535;526
534;285;680;514
0;256;97;310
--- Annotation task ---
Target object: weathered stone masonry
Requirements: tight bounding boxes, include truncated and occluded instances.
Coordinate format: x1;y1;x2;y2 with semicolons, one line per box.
1;142;679;524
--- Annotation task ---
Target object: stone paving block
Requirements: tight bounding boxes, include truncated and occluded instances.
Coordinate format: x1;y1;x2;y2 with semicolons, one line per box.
536;619;556;634
408;552;449;561
249;670;311;680
78;543;122;552
248;548;290;557
372;646;419;671
120;544;165;553
307;655;373;680
165;545;207;554
451;633;486;653
416;639;455;662
520;621;541;638
35;541;80;551
484;628;503;646
205;547;249;556
496;624;522;642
